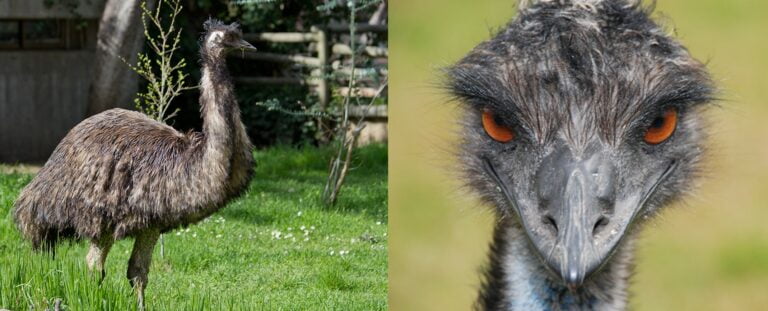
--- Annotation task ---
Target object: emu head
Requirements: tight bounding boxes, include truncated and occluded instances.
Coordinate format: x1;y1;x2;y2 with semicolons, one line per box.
448;0;714;286
202;19;256;54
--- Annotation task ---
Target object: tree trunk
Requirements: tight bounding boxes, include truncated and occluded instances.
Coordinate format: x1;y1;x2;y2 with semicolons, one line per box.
86;0;155;116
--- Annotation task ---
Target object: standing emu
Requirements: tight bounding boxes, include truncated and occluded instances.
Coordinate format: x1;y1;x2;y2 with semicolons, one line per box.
447;0;714;310
13;20;255;308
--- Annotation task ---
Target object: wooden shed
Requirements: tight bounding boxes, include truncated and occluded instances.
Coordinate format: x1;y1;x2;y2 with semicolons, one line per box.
0;0;104;162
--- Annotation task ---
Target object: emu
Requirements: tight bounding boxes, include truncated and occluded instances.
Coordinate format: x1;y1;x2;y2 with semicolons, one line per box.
447;1;714;309
13;20;255;309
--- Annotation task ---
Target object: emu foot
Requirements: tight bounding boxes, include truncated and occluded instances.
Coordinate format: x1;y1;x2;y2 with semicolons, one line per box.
86;235;113;285
129;277;147;311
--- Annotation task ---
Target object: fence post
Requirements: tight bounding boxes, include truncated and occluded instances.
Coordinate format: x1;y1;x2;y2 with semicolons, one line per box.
312;25;330;143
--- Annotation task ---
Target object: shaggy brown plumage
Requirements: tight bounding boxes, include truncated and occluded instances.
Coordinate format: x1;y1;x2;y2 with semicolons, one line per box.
13;19;255;309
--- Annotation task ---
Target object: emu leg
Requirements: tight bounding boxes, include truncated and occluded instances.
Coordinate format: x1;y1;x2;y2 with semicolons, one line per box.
86;234;114;284
127;229;160;311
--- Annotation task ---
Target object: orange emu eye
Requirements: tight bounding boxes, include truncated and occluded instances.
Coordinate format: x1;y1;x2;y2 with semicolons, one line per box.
644;108;678;145
482;110;515;143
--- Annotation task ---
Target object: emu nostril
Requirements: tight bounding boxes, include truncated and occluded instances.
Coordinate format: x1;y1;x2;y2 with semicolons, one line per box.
592;216;609;236
543;215;558;235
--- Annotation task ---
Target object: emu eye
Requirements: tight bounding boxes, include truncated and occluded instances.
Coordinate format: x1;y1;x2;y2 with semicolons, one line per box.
482;110;515;143
643;108;678;145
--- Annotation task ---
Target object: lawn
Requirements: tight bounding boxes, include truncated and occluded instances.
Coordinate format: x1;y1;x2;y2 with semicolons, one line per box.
0;144;388;310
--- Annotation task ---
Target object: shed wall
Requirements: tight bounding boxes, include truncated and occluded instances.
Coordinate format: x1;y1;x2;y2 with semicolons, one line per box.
0;51;93;162
0;0;104;19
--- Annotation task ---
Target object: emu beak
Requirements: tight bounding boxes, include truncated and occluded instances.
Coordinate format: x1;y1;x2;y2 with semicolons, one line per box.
535;147;619;286
484;145;677;287
237;39;257;52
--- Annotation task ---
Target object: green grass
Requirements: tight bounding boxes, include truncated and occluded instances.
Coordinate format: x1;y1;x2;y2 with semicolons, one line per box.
0;144;387;310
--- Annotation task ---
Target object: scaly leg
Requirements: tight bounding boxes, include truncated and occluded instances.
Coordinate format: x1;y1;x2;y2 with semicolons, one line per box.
127;229;160;311
86;234;114;284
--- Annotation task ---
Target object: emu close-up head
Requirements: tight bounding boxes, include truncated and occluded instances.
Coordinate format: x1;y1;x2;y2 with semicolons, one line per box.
202;19;255;53
448;0;715;308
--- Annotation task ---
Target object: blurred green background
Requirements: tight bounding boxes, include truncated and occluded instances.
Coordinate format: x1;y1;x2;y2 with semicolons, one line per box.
389;0;768;310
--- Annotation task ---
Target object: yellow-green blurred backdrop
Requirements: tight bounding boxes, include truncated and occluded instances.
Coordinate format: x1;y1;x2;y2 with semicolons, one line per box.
390;0;768;310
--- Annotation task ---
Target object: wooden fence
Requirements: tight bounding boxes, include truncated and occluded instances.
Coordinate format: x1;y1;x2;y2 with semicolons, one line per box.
233;23;388;142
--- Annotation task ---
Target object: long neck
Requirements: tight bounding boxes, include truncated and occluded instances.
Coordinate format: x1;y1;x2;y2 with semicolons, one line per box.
200;49;236;171
196;47;252;198
478;220;634;311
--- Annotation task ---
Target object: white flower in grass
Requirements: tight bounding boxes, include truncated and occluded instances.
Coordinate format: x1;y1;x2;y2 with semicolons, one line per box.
330;250;335;255
376;221;382;225
216;234;222;238
271;230;283;240
297;211;303;216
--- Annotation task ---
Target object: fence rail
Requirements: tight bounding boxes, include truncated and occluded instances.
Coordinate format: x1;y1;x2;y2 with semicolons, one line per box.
244;32;318;43
234;23;388;144
234;23;388;106
239;51;322;67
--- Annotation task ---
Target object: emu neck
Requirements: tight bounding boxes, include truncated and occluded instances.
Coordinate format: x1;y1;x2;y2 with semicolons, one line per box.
197;46;252;197
479;220;633;311
199;50;235;165
200;48;236;139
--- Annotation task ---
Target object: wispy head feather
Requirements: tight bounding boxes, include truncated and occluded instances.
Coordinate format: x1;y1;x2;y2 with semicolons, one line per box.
518;0;641;11
203;18;241;34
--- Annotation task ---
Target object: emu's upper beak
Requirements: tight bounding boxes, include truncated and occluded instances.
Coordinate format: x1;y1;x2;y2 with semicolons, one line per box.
484;145;676;286
236;39;257;52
